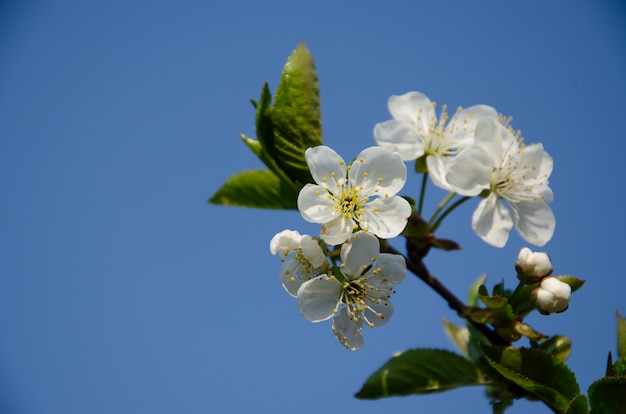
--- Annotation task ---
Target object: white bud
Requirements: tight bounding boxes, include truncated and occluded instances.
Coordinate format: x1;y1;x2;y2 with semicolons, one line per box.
531;277;571;315
516;247;553;283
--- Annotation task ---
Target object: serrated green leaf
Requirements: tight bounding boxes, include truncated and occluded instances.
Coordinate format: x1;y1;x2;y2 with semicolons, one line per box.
355;349;484;399
209;169;298;209
565;394;589;414
617;311;626;359
588;376;626;414
482;345;581;413
271;42;322;185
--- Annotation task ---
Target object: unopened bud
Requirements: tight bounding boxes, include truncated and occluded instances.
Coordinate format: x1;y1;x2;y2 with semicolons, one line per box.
516;247;553;284
530;277;571;315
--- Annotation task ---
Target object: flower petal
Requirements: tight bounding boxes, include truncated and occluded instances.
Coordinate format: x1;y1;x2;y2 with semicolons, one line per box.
388;91;434;129
319;215;355;245
300;236;326;268
279;260;307;297
364;299;394;327
445;104;498;143
472;194;513;247
373;120;424;161
365;253;406;287
269;230;302;255
297;184;338;223
510;200;555;246
305;146;346;192
349;146;407;196
446;146;493;196
297;275;342;322
426;154;456;191
361;196;411;239
332;308;364;351
340;232;380;278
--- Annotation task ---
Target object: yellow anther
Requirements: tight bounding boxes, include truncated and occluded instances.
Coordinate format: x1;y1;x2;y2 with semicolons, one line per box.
290;276;296;282
369;322;375;328
359;158;365;163
363;172;368;177
333;308;338;314
377;177;383;183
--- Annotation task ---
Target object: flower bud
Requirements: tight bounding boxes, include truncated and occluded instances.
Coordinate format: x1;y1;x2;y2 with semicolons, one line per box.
516;247;553;284
530;277;571;315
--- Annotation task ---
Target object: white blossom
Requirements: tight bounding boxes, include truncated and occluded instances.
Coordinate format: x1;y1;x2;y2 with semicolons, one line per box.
297;145;411;245
446;118;555;247
516;247;553;283
270;230;327;297
296;232;406;350
531;277;571;315
373;91;498;190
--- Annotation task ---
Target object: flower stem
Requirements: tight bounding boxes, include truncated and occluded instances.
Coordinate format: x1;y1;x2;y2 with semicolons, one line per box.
383;243;509;347
427;192;456;228
417;173;428;216
429;196;471;233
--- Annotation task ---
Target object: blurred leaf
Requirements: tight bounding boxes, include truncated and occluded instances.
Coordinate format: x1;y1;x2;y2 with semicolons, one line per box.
535;335;572;363
271;42;322;185
617;311;626;359
515;322;547;343
209;169;298;209
442;318;470;357
468;274;487;306
480;295;515;326
606;352;617;377
588;376;626;414
615;358;626;377
482;345;581;413
430;237;461;251
355;349;484;399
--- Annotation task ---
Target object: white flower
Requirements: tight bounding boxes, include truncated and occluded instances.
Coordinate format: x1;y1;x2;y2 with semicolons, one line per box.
373;91;498;190
296;232;406;350
531;277;571;315
297;145;411;245
446;118;555;247
516;247;553;283
270;230;327;297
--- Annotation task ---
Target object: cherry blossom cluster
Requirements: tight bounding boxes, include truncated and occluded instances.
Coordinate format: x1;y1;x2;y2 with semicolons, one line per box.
270;90;559;349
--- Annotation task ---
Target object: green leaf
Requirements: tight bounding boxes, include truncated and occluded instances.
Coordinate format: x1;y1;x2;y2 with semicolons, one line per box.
617;311;626;359
482;345;581;413
209;169;298;209
271;42;322;185
588;376;626;414
565;394;589;414
468;274;487;306
615;357;626;376
355;349;484;399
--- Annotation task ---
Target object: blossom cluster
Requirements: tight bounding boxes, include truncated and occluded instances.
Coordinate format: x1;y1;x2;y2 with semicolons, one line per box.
270;90;558;349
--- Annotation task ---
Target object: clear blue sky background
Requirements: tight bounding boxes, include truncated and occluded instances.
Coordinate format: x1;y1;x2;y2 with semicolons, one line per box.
1;1;625;413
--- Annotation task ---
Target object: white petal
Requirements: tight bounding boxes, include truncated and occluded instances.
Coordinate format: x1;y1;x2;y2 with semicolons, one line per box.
510;200;556;246
446;147;493;196
305;146;347;192
364;299;394;327
474;119;510;162
297;184;338;223
426;155;455;191
300;236;326;268
297;275;342;322
472;194;513;247
319;215;355;245
332;308;364;351
373;120;423;161
365;253;406;287
340;232;380;277
361;196;411;239
445;104;498;140
279;261;307;297
269;230;302;255
349;146;407;196
388;91;434;130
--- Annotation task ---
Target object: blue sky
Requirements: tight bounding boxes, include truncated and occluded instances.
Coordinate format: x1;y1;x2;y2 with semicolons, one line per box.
1;1;625;413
